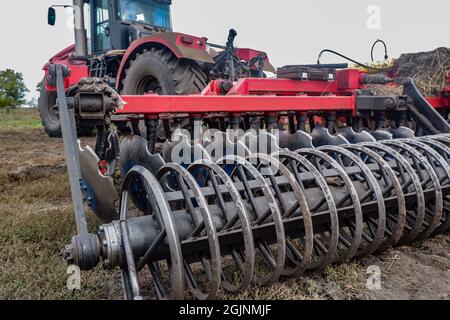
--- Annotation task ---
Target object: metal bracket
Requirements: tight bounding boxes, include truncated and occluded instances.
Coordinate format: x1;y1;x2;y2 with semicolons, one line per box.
52;64;89;235
403;79;450;135
51;64;103;269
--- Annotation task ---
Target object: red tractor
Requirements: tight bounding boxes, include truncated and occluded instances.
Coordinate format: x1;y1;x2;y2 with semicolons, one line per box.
40;0;275;137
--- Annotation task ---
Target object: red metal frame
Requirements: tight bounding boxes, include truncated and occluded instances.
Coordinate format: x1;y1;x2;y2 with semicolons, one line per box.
116;71;359;117
44;47;449;116
118;95;355;115
114;70;450;118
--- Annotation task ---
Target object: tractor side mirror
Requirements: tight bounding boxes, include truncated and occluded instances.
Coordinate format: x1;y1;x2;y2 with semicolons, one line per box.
48;7;56;26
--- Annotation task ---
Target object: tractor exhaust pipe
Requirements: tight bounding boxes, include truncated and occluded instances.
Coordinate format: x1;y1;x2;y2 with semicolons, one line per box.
73;0;88;58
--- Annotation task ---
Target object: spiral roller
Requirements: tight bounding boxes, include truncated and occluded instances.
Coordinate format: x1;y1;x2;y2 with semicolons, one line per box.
74;133;450;300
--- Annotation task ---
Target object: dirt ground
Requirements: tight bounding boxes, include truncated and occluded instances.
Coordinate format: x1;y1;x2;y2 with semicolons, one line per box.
0;108;449;300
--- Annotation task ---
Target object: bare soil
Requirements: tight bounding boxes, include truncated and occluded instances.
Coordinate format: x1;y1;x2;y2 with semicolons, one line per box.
0;110;448;300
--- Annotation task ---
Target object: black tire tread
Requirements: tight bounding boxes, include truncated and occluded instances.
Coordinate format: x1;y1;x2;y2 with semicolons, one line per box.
122;47;207;95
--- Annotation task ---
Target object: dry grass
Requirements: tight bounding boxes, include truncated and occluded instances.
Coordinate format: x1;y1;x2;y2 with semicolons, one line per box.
218;263;367;300
368;47;449;97
0;108;448;300
394;47;449;96
0;155;123;299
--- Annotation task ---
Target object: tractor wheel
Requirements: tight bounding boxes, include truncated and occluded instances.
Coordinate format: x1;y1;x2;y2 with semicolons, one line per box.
121;47;208;140
122;47;207;95
38;83;60;137
38;80;94;138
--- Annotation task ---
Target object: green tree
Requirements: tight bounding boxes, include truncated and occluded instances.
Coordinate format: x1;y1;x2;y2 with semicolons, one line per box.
36;79;44;93
0;69;29;108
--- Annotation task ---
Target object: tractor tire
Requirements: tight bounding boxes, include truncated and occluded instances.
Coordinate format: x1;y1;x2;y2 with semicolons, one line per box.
122;47;208;95
121;47;208;140
38;80;94;138
38;83;61;138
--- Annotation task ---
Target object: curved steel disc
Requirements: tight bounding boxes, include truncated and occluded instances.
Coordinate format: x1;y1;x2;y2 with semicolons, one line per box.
336;127;376;144
417;137;450;234
203;131;251;161
105;129;120;177
366;129;393;141
119;136;166;213
311;127;349;147
161;134;211;166
241;130;282;155
279;130;314;151
256;152;314;277
389;126;415;139
119;136;165;177
79;142;118;223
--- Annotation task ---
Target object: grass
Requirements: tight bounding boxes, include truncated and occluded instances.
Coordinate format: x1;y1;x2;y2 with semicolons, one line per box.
0;108;448;300
0;164;123;300
0;107;42;129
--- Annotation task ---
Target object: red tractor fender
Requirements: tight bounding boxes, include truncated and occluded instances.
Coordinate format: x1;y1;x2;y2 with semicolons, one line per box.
43;45;89;91
115;32;214;90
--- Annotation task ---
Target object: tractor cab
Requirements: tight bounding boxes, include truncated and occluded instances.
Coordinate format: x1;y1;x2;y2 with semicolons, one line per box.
49;0;172;55
91;0;173;53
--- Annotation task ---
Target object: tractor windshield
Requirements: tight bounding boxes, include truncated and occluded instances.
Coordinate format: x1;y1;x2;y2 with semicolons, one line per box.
118;0;172;29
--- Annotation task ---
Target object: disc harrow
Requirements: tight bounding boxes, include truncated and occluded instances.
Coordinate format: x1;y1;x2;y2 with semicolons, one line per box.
48;64;450;300
68;131;450;300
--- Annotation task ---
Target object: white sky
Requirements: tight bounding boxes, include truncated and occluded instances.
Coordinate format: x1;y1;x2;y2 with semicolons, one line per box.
0;0;448;100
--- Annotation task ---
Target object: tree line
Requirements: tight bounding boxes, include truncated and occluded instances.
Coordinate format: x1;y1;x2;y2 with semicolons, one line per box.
0;69;30;108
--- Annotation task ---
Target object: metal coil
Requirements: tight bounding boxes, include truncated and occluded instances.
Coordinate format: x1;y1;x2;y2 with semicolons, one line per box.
95;134;450;300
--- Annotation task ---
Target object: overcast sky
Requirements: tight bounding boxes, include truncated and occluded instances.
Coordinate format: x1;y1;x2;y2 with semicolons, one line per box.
0;0;448;101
